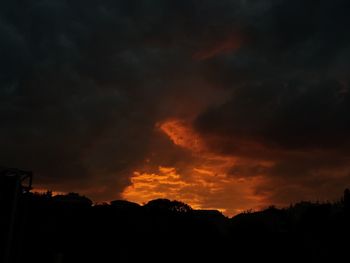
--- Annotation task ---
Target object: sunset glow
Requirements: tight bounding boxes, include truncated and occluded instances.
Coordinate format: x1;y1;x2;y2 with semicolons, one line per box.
123;119;270;216
31;188;66;196
3;0;350;220
158;119;206;152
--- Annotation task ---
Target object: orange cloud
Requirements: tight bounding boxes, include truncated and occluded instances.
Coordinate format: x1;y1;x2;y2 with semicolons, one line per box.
122;119;272;216
158;119;206;152
193;34;244;61
123;165;267;216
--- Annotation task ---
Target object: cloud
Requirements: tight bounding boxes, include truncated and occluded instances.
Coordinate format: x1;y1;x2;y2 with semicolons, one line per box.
192;32;245;61
1;0;350;213
177;0;350;209
123;119;271;216
196;79;350;151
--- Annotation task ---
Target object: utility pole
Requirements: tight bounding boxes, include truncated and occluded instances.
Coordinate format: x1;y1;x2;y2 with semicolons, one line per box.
0;168;32;263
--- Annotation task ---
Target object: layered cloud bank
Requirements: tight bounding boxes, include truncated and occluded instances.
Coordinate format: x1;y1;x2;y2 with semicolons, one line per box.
1;0;350;215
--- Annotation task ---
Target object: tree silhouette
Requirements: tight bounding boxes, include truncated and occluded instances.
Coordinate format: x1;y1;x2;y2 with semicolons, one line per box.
110;200;140;210
144;199;192;213
1;174;350;263
343;188;350;210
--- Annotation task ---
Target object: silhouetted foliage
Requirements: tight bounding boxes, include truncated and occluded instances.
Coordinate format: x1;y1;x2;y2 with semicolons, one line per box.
343;188;350;211
110;199;140;209
1;179;350;263
52;192;93;207
144;198;192;213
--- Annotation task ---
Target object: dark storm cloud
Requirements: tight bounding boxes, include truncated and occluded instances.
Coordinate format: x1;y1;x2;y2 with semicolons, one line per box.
0;0;190;195
197;79;350;150
194;0;350;204
1;0;350;205
0;0;245;199
200;0;350;85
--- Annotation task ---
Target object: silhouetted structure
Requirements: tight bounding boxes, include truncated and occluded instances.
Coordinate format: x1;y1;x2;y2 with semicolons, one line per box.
0;167;32;263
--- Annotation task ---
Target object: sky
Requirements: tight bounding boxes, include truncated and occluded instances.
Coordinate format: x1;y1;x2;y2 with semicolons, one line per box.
1;0;350;216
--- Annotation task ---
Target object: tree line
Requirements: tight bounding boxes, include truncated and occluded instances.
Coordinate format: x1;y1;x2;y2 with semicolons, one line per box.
2;188;350;263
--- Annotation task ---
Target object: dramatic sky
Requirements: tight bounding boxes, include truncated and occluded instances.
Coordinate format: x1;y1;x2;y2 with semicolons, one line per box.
2;0;350;215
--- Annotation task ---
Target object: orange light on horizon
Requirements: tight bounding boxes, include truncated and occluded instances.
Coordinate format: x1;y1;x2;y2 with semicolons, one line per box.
122;119;271;216
31;188;66;196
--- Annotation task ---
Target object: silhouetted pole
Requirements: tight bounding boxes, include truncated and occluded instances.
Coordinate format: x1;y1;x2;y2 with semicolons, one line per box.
1;169;32;263
4;175;20;263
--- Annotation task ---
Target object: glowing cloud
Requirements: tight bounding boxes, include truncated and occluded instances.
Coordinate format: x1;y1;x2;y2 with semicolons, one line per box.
158;119;206;152
123;119;271;216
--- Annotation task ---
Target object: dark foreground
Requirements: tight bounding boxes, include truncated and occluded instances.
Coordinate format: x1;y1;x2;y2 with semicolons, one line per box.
2;189;350;263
